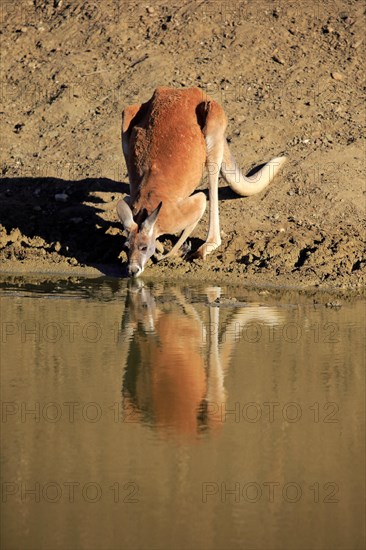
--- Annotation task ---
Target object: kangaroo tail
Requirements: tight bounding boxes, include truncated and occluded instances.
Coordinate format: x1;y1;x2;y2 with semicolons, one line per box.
221;140;287;196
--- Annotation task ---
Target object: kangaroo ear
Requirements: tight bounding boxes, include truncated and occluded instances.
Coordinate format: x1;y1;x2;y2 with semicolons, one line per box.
141;202;162;235
117;199;137;232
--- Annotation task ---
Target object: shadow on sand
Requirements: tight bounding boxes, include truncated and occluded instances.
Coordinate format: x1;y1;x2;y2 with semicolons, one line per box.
0;176;250;274
0;177;130;275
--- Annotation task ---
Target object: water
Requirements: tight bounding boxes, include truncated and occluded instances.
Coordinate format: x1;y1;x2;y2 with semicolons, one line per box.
1;278;365;550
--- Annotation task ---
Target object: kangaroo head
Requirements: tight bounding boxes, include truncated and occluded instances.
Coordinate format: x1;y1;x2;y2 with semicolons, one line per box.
117;199;162;277
125;280;158;332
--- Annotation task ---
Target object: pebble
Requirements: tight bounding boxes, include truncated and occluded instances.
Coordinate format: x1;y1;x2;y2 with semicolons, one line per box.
55;193;68;202
9;228;21;242
54;242;61;252
331;72;344;81
107;227;121;236
272;54;285;65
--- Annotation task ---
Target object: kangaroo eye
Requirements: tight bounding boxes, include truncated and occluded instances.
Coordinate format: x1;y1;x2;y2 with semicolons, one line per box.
139;245;148;252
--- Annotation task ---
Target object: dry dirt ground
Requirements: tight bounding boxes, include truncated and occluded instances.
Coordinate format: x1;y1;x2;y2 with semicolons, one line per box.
0;0;365;291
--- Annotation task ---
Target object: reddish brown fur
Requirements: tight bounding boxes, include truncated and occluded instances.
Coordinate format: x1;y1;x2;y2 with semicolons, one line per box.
122;86;222;234
119;86;286;275
120;286;280;438
137;312;207;435
121;287;224;438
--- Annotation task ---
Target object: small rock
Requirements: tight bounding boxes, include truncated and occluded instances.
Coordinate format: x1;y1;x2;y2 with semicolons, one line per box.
118;250;128;262
331;71;344;81
54;242;61;252
147;6;155;14
272;54;285;65
9;228;22;243
106;227;121;236
55;193;68;202
32;236;46;248
325;301;342;308
14;123;24;134
69;258;78;266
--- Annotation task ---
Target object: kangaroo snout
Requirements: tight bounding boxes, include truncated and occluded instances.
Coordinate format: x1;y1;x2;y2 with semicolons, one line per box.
128;264;143;278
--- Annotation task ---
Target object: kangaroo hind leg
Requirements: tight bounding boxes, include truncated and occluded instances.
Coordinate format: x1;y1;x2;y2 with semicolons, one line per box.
195;100;228;260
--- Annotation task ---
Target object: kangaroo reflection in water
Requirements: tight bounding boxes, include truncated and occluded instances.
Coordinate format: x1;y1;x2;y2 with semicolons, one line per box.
119;283;280;438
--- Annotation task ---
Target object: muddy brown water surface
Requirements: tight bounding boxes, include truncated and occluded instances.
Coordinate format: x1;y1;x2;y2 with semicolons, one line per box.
1;277;365;550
